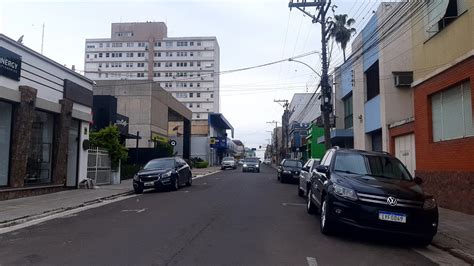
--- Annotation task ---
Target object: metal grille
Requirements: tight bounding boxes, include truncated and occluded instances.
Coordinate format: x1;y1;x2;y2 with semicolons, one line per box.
87;147;112;185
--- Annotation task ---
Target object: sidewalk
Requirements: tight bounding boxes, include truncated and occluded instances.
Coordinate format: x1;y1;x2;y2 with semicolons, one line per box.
0;180;133;227
432;208;474;264
192;166;221;177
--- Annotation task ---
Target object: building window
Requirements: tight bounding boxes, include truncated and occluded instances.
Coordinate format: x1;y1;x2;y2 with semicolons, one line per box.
365;61;380;101
190;52;194;57
0;102;12;186
126;52;134;58
197;92;201;98
165;62;172;67
197;41;202;46
99;43;103;48
197;61;201;67
166;41;173;47
137;73;145;78
343;94;353;129
189;103;193;108
189;92;193;98
197;104;201;108
190;41;194;46
432;81;473;142
137;62;145;67
156;52;161;57
197;114;201;119
105;63;109;68
99;53;103;58
190;83;193;87
210;93;213;98
155;42;161;47
126;62;133;68
176;93;187;98
154;72;160;77
190;62;194;67
106;43;110;47
106;53;110;58
26;111;54;185
86;54;89;59
197;83;201;87
112;42;123;47
137;52;145;57
154;62;161;67
166;52;173;57
127;42;134;47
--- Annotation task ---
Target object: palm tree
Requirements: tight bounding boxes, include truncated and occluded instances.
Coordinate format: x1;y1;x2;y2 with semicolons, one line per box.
329;14;356;62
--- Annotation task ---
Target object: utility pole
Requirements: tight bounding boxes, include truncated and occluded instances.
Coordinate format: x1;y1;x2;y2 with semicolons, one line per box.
289;0;334;150
274;99;290;159
41;23;45;54
267;121;279;164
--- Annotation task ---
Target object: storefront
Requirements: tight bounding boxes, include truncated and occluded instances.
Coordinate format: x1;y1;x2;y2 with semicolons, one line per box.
0;34;94;200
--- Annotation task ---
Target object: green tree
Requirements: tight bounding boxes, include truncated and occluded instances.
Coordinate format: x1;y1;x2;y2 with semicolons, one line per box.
89;125;128;169
330;14;356;62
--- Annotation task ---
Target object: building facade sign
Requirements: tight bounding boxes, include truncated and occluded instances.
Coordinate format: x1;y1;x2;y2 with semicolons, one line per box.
0;47;22;81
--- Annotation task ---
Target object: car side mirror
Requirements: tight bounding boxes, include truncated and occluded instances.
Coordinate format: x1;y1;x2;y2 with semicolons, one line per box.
414;176;423;185
316;165;328;174
303;166;310;172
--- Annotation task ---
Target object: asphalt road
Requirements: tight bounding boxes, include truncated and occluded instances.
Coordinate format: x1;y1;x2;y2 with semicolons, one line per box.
0;165;435;266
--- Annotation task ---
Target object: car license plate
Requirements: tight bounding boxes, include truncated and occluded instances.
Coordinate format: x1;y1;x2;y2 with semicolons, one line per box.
378;211;406;223
144;181;154;187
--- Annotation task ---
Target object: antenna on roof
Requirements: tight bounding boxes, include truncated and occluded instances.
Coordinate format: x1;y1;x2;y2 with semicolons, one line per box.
17;35;24;44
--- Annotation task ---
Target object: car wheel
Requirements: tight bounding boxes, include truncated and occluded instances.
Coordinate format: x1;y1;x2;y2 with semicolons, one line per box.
320;197;336;235
307;188;317;214
171;177;179;191
186;176;192;186
134;186;143;194
298;183;304;197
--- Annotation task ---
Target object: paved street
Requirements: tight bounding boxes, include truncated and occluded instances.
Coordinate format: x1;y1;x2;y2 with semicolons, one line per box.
0;166;436;265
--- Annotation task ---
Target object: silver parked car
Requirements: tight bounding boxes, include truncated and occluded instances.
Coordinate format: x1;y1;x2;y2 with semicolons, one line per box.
297;158;320;197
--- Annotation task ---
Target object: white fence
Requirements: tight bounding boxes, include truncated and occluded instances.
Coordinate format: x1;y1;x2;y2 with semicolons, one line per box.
87;147;112;185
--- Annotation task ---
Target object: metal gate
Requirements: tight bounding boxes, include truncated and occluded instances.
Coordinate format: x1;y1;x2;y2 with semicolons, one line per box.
87;147;112;185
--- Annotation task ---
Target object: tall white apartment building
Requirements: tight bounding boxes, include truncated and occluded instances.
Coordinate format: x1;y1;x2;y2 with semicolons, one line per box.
84;22;220;120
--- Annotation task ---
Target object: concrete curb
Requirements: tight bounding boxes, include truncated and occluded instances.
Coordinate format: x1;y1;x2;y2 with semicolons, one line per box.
192;170;221;179
431;241;474;265
0;190;134;229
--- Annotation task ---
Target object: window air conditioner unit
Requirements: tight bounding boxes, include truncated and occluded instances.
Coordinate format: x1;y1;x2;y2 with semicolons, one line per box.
393;72;413;87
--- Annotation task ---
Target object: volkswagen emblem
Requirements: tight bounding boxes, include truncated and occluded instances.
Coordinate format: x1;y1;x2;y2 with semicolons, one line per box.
387;196;398;206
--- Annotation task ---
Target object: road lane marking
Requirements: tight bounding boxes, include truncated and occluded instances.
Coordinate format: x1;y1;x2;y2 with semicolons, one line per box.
192;170;221;180
121;208;146;213
306;257;318;266
282;203;306;207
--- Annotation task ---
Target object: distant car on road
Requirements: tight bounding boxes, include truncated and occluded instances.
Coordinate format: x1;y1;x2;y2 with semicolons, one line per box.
306;147;438;246
277;159;303;183
297;158;320;197
133;157;192;194
263;158;271;165
221;157;237;170
242;157;260;173
237;159;244;166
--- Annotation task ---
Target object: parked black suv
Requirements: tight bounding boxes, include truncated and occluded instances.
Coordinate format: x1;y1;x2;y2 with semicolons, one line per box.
306;148;438;246
133;157;192;194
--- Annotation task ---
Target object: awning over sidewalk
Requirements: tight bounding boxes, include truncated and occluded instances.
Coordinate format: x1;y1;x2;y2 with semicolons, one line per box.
317;128;354;144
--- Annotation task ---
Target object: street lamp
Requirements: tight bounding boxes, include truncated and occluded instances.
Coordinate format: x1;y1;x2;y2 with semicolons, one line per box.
288;58;322;79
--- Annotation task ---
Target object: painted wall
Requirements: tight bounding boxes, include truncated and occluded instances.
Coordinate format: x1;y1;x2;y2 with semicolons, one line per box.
412;1;474;83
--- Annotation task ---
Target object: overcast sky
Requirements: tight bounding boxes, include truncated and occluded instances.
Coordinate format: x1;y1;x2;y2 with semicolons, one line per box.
1;0;379;154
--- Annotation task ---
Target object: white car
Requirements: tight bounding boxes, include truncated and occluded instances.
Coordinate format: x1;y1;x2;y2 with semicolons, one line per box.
221;157;237;170
263;159;271;165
